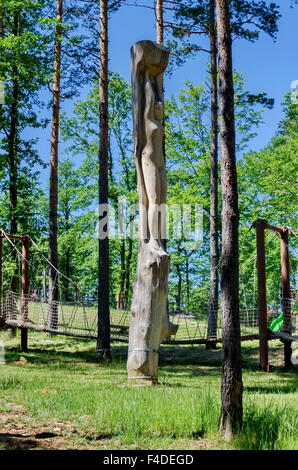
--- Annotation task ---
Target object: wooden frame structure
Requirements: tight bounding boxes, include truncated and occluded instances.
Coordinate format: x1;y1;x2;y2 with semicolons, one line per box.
252;220;292;371
0;230;30;352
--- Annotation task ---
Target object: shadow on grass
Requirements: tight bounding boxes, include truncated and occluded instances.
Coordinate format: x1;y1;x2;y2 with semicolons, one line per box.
245;383;298;395
160;345;222;367
83;432;117;441
5;343;220;367
0;432;60;450
0;433;39;450
4;342;127;367
3;337;294;377
160;367;220;379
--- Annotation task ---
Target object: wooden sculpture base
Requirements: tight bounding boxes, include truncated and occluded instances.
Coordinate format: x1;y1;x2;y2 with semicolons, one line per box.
127;242;177;385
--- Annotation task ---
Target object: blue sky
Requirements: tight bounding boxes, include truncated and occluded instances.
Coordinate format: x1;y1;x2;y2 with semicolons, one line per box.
108;0;297;149
37;0;298;184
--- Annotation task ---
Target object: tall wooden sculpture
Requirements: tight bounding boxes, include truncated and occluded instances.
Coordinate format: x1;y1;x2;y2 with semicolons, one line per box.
127;40;177;385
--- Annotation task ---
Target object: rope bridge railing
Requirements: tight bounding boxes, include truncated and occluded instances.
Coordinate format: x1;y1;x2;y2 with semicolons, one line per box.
1;289;297;344
165;307;260;344
1;228;297;358
0;290;130;340
2;291;99;339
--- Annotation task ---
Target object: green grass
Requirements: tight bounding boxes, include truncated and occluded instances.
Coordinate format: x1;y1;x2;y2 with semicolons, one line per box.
0;330;297;450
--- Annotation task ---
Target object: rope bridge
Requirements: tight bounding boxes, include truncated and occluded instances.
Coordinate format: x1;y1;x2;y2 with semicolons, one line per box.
0;289;259;341
0;229;297;351
1;288;297;346
2;291;98;339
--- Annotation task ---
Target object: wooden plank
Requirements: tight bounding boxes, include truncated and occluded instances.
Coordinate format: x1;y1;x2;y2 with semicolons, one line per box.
5;319;97;339
4;318;263;345
272;331;298;343
0;230;27;241
162;335;259;345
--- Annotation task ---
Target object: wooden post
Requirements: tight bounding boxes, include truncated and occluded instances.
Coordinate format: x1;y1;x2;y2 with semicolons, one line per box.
280;228;292;370
21;236;29;352
253;220;269;372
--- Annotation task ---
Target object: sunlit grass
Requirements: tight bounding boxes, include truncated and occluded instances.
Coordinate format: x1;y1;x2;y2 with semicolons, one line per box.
0;330;297;449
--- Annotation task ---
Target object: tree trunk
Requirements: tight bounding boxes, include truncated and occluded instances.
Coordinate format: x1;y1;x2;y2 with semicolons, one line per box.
207;0;219;347
0;14;3;38
7;12;20;338
65;248;70;301
156;0;163;44
124;236;133;309
61;208;71;301
280;229;292;370
216;0;243;440
48;0;62;329
117;238;126;309
8;72;18;237
176;242;182;311
8;13;19;236
49;0;63;329
156;0;170;322
185;251;190;305
97;0;110;358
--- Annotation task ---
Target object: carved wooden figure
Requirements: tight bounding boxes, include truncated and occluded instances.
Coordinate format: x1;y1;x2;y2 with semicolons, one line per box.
127;40;178;385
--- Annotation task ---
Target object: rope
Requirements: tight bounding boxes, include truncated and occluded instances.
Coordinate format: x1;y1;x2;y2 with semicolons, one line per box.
1;230;85;303
1;240;22;265
2;232;30;264
30;238;81;292
290;229;298;239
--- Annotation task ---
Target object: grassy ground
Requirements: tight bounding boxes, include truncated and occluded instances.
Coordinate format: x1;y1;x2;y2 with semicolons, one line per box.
0;330;297;450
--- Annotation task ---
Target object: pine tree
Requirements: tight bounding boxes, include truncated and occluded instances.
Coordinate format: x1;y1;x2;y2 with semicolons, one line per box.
97;0;110;358
216;0;242;439
48;0;63;328
156;0;163;44
0;0;50;335
168;0;280;345
207;0;219;346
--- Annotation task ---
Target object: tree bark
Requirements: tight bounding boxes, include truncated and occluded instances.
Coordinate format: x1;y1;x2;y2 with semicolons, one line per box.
20;236;29;352
176;242;182;310
7;12;20;338
207;0;219;347
48;0;62;329
124;237;133;309
117;238;126;309
8;13;19;236
65;248;70;301
184;250;190;305
97;0;110;358
156;0;163;44
0;14;4;38
216;0;243;440
280;228;292;370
